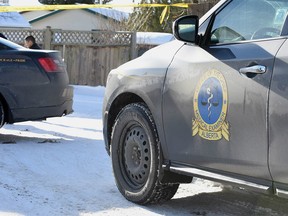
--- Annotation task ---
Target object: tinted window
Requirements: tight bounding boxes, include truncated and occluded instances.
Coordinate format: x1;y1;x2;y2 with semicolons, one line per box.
210;0;288;44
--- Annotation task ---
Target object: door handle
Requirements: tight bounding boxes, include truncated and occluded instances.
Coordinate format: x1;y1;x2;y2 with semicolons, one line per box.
239;65;267;74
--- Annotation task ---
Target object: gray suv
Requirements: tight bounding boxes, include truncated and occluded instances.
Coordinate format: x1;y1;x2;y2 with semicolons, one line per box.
102;0;288;204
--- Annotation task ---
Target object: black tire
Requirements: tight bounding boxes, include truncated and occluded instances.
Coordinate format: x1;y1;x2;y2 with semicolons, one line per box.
0;100;5;128
111;103;179;205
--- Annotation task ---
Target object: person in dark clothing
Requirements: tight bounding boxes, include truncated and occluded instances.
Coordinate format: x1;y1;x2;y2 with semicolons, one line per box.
24;35;41;49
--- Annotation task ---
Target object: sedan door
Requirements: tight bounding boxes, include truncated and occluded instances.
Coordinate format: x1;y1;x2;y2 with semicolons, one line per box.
162;0;288;181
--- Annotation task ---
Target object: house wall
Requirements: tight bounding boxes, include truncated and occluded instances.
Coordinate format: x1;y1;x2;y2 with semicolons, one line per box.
27;10;119;31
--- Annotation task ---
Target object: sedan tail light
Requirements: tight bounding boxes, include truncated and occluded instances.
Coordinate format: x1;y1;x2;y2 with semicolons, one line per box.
38;57;65;73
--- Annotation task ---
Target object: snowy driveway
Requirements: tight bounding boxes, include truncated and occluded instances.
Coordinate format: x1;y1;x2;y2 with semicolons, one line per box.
0;85;288;216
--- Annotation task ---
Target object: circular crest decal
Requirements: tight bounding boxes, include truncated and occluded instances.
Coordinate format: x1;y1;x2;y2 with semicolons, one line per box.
192;69;230;141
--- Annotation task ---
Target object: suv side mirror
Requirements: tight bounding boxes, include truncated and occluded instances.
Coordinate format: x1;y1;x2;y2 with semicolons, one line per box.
173;15;199;43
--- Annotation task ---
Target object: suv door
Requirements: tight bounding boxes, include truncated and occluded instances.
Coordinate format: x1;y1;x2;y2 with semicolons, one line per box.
269;39;288;192
162;0;288;181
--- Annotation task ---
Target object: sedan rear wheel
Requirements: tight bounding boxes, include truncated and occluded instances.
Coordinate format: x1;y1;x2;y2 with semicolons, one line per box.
111;103;179;205
0;100;5;128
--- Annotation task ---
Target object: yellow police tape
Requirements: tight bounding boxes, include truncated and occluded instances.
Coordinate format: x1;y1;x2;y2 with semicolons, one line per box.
0;3;190;24
0;3;189;12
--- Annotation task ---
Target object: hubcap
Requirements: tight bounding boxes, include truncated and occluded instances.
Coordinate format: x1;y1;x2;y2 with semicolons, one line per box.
123;126;150;187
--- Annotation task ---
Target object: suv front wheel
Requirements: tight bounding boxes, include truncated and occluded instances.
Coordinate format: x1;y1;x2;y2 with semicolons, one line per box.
111;103;179;204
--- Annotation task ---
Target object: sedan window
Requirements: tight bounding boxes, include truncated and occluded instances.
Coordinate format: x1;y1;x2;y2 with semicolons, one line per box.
0;38;24;50
209;0;288;44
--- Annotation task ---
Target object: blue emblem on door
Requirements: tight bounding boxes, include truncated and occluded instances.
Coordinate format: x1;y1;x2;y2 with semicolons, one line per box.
192;70;230;141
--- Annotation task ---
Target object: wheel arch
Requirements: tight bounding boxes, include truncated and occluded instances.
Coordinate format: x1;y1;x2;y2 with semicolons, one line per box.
106;92;145;154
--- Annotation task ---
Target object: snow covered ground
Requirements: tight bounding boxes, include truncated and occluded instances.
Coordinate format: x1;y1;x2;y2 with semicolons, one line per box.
0;85;288;216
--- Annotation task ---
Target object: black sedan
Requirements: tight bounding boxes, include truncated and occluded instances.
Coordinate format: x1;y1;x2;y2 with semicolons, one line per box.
0;37;73;127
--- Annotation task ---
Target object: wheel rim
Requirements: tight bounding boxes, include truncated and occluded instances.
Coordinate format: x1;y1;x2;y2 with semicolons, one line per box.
122;124;151;189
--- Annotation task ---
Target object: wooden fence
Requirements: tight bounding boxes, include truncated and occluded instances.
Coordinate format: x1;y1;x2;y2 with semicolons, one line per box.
54;44;132;86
